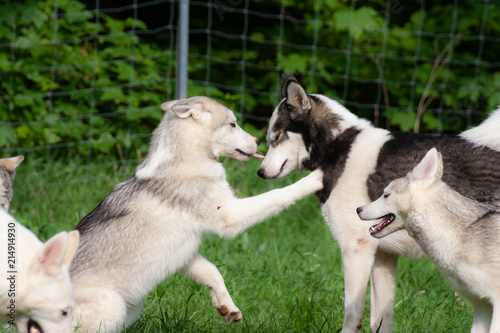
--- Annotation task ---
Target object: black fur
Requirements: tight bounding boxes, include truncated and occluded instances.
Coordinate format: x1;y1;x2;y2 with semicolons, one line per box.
368;133;500;202
271;94;359;203
314;128;361;203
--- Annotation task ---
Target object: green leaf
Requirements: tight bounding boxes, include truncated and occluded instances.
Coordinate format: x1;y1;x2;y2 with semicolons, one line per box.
15;125;32;139
43;127;62;144
387;110;416;132
280;53;309;73
94;132;115;153
100;87;124;102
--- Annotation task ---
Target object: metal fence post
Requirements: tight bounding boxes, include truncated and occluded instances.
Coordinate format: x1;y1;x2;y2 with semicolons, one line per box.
176;0;189;99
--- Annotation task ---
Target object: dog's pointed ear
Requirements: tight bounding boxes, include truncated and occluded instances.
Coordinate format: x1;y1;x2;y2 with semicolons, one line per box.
0;155;24;178
62;230;80;268
35;232;70;276
410;148;442;187
281;74;298;99
170;100;204;120
160;98;187;112
281;74;311;116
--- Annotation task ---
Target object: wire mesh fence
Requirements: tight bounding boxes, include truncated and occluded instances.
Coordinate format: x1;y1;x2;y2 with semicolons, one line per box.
1;0;500;167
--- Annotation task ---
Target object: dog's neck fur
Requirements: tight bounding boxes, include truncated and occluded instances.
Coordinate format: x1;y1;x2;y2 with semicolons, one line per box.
300;95;374;202
136;115;222;179
407;181;494;251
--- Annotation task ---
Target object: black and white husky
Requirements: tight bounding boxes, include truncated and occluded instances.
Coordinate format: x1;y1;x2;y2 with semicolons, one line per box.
258;74;500;332
70;96;323;332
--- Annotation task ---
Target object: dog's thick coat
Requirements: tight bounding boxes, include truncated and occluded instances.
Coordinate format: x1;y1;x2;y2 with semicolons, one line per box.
358;148;500;333
70;96;323;332
0;211;80;333
258;74;500;332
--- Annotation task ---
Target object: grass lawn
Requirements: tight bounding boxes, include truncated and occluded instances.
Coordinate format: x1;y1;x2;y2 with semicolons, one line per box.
7;155;473;332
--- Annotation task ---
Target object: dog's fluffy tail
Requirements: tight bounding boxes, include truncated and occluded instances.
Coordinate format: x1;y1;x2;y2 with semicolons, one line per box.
460;107;500;151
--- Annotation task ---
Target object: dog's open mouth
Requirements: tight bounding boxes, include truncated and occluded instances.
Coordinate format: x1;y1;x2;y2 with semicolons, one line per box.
28;319;43;333
236;149;265;159
369;214;395;235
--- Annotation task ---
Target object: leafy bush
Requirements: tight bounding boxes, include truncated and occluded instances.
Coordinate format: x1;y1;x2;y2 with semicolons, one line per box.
0;0;172;158
2;0;500;159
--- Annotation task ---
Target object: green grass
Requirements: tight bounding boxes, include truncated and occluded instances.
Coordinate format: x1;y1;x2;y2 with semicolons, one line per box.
9;156;473;332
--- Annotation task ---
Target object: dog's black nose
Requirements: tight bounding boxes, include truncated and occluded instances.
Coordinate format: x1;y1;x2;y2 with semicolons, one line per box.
257;168;265;179
256;138;261;146
356;207;363;215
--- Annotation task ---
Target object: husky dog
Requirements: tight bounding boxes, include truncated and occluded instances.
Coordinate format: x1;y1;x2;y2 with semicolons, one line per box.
258;74;500;332
0;211;80;333
358;148;500;333
70;96;323;332
0;155;24;211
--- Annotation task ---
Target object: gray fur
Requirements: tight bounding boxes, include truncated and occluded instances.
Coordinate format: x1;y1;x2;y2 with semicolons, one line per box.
69;96;323;332
0;156;24;211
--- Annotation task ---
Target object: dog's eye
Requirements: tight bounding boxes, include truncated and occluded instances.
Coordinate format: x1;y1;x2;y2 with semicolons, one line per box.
61;308;70;317
230;123;236;128
383;193;390;199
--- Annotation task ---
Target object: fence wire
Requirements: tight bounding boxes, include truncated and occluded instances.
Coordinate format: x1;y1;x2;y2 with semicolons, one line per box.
1;0;499;169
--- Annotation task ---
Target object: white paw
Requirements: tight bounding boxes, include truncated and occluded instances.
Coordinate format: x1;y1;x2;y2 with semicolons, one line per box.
217;305;243;323
301;169;324;192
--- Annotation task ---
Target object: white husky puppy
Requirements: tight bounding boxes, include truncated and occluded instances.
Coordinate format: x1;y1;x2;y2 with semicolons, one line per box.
0;209;80;333
70;96;323;332
357;148;500;333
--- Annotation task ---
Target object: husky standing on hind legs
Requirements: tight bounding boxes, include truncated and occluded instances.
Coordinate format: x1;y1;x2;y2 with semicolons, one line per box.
358;148;500;333
70;96;323;333
257;74;500;332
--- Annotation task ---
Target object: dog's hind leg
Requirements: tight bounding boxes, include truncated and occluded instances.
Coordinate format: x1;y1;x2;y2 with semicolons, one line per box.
468;295;492;333
369;251;398;333
181;252;243;323
340;237;378;333
123;300;144;329
72;287;127;333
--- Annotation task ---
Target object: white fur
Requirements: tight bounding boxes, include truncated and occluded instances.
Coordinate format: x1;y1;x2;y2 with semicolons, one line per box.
460;107;500;151
310;95;372;132
358;148;500;333
0;209;79;333
71;96;324;332
259;132;309;179
322;127;423;332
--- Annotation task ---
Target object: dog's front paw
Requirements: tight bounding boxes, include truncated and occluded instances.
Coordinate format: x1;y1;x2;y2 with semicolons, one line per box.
217;305;243;323
300;169;324;192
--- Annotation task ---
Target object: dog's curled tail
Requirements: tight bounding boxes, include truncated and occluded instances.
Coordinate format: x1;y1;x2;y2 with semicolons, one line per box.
460;107;500;151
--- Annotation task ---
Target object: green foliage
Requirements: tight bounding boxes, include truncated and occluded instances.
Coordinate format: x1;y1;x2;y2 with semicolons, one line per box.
0;0;172;158
2;0;500;158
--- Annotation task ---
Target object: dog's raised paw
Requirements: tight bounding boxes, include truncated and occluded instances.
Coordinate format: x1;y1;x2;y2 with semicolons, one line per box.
217;305;229;316
225;311;243;323
217;306;243;323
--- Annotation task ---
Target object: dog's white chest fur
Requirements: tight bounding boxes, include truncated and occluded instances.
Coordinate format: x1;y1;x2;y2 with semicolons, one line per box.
322;128;389;246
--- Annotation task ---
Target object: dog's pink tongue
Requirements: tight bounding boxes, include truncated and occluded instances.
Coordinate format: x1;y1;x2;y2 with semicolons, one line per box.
252;153;265;159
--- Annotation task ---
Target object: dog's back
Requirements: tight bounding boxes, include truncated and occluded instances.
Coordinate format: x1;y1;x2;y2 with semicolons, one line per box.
367;133;500;203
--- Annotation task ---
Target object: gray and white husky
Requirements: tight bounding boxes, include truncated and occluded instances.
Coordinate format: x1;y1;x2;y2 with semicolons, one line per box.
70;96;323;332
358;148;500;333
258;74;500;332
